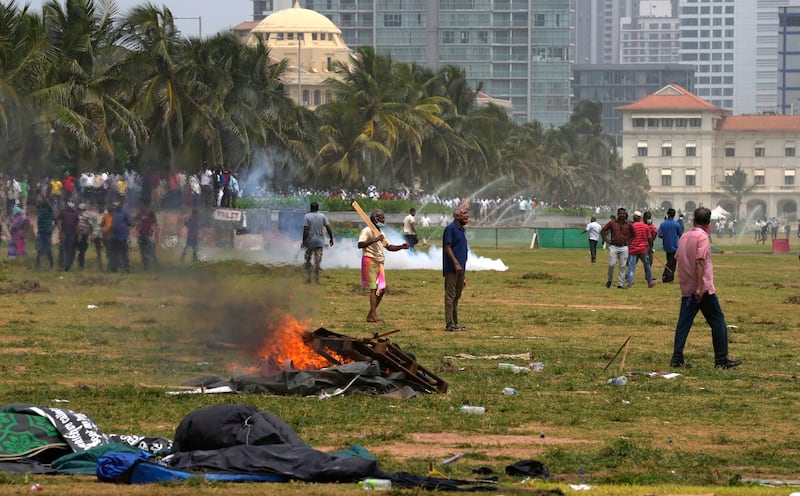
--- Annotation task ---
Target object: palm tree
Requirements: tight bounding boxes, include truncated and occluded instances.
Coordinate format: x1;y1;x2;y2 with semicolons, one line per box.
36;0;147;170
721;165;756;221
120;4;192;172
0;2;51;172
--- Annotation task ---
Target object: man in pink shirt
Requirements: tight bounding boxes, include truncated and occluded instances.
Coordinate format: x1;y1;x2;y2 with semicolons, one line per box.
670;207;741;369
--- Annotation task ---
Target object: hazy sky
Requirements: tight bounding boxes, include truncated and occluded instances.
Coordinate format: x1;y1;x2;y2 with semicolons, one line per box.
28;0;253;38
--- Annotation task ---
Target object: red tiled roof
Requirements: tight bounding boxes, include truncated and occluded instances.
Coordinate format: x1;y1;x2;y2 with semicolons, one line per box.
719;115;800;131
232;21;260;31
616;84;724;112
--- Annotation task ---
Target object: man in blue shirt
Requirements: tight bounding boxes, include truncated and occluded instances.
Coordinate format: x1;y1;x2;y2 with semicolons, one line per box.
657;208;683;283
443;207;469;332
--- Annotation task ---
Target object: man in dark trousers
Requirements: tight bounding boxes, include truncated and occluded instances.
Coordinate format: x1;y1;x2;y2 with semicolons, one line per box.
657;208;683;283
301;201;334;284
670;207;741;370
56;199;80;271
443;207;469;332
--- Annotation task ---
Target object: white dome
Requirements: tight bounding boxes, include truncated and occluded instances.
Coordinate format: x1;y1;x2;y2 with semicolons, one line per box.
251;1;341;34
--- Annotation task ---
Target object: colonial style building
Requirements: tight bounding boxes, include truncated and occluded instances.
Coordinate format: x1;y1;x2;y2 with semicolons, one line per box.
233;1;352;109
618;84;800;221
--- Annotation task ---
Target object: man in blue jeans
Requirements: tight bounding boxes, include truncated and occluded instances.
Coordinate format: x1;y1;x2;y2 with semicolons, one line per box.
670;206;741;369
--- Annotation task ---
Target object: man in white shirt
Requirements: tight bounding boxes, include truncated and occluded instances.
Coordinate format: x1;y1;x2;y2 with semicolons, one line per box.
402;208;418;252
581;216;603;263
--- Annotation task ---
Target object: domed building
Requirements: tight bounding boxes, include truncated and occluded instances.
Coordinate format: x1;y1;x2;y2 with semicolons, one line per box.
233;1;352;109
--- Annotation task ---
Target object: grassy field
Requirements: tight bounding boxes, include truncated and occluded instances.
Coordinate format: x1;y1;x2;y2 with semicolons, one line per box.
0;232;799;495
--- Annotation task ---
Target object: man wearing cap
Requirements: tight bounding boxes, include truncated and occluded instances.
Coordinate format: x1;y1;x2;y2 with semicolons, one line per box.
626;210;656;288
600;207;636;288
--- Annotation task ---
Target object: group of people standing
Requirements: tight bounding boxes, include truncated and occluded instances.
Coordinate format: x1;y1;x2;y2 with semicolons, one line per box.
583;206;740;370
301;204;470;332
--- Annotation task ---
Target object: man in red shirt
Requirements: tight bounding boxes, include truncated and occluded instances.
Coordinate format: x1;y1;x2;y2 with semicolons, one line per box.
670;207;741;369
626;211;656;288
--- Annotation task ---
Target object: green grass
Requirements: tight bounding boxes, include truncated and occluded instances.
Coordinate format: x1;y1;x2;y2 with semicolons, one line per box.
0;236;798;495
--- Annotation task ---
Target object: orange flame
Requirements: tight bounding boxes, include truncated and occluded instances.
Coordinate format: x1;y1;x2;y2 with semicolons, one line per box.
256;313;346;370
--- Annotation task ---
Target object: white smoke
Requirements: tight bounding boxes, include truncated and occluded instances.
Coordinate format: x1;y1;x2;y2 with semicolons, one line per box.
201;226;508;271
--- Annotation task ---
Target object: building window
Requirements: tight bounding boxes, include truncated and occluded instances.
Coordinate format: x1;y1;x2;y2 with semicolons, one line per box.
314;90;321;106
686;144;696;156
661;169;672;186
647;118;659;127
786;170;796;186
685;169;696;186
725;146;735;157
675;118;687;127
384;14;401;27
302;90;309;106
689;118;701;127
327;57;332;71
443;31;454;43
534;14;545;26
755;146;765;157
637;142;648;157
460;31;469;43
478;31;488;43
724;169;734;185
786;146;796;157
754;170;765;185
661;118;673;128
662;143;672;156
633;118;645;128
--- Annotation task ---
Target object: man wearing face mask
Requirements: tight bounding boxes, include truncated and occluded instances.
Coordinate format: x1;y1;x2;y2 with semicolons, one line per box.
670;207;741;370
357;209;408;323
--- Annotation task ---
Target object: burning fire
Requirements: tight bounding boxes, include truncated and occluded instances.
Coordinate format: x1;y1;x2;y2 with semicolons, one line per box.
256;313;346;370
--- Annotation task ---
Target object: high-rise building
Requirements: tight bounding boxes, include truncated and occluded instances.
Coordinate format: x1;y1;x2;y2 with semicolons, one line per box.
778;6;800;114
572;63;694;146
251;0;574;127
678;0;800;115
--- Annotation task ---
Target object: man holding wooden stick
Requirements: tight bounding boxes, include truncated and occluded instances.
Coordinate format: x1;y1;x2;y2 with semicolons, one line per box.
357;208;408;323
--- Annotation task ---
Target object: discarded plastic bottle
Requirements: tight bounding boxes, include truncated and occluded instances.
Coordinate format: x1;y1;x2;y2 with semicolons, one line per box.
607;376;628;386
457;405;486;414
502;387;518;395
359;478;392;490
528;362;544;372
498;363;531;374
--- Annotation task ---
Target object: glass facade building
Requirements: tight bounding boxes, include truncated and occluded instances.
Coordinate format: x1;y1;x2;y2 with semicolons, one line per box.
779;6;800;114
255;0;574;126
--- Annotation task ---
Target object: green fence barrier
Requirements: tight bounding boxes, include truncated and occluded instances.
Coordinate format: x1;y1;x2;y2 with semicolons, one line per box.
459;227;666;250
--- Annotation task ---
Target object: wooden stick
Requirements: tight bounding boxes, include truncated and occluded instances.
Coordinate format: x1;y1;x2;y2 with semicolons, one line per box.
619;339;630;372
352;200;389;246
603;336;632;371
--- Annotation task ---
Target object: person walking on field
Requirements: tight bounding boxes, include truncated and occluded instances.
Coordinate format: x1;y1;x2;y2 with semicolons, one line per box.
657;208;683;283
301;201;334;284
443;207;469;332
358;209;408;323
601;207;635;289
34;195;55;270
626;211;656;288
402;208;418;252
580;216;602;263
181;207;201;263
670;207;741;370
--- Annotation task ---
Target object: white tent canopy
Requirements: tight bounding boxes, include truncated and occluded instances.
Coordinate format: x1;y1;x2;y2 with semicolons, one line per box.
710;205;730;220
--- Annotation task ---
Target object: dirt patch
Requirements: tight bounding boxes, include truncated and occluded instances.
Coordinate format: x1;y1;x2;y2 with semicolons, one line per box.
0;279;45;294
347;432;598;459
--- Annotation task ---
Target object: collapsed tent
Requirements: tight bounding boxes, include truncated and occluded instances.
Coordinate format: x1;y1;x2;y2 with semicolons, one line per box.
0;402;540;491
